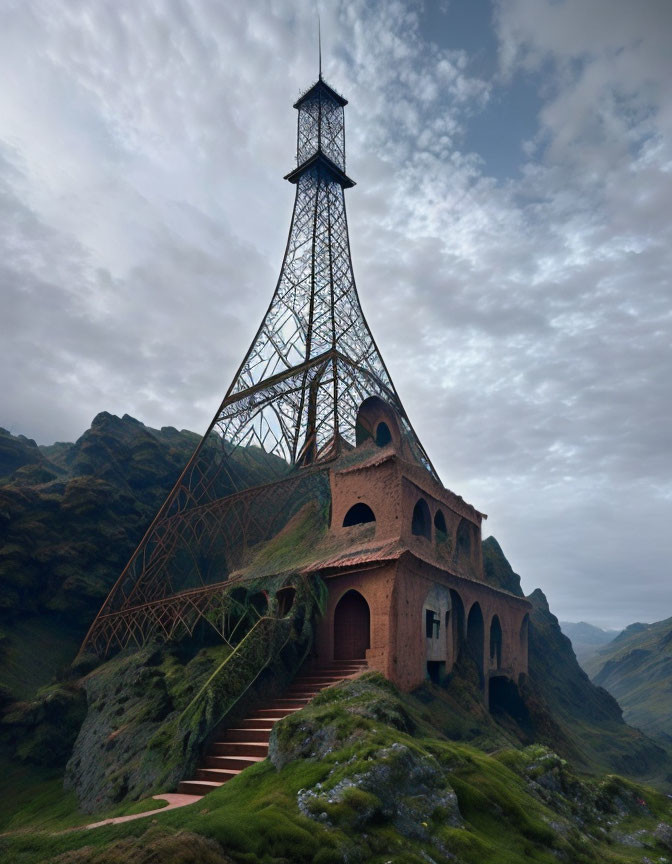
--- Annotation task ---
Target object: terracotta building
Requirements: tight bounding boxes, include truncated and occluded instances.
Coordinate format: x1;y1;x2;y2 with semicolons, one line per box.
307;395;530;703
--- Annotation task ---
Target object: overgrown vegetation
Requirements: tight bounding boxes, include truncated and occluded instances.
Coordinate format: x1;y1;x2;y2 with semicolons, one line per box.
61;572;325;811
0;414;283;703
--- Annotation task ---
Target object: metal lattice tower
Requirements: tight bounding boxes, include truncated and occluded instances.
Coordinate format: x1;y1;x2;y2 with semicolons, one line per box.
81;72;437;657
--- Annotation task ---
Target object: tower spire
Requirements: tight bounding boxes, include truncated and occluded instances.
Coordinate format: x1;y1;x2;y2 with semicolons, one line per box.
318;14;322;80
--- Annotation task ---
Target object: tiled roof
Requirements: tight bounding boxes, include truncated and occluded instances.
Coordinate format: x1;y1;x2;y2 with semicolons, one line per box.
335;447;396;475
302;539;403;572
303;538;529;604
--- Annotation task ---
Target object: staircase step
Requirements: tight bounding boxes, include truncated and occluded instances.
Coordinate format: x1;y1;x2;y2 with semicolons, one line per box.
284;690;322;698
175;663;368;800
297;670;355;677
318;664;367;671
223;728;271;743
202;755;265;770
196;767;242;782
238;718;277;730
255;707;302;718
267;698;311;708
205;755;265;771
297;671;352;678
209;742;269;758
321;666;366;673
177;779;222;796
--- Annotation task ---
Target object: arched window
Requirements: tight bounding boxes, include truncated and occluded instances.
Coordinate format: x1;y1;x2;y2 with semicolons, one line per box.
455;518;472;559
412;498;431;540
375;422;392;447
434;509;447;538
343;502;376;527
489;615;503;669
355;396;400;447
276;586;296;617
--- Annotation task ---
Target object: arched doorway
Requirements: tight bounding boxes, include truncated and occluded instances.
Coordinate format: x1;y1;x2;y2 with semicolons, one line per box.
333;590;370;661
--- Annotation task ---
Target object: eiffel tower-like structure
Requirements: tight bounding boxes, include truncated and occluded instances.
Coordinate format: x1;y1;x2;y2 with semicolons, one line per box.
220;74;435;474
81;70;437;658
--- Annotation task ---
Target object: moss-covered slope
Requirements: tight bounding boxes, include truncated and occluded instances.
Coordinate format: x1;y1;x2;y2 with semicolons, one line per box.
2;674;672;864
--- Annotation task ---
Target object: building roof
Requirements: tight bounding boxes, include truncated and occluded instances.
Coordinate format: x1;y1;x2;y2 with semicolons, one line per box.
293;77;348;109
284;150;355;188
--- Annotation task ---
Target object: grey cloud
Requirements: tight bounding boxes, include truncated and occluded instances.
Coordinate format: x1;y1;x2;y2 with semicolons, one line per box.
0;0;670;627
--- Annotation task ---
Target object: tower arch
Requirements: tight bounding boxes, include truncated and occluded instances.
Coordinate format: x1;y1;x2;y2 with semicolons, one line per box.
342;503;376;526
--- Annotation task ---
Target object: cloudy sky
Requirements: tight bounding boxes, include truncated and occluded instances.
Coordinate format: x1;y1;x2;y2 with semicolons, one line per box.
2;0;670;628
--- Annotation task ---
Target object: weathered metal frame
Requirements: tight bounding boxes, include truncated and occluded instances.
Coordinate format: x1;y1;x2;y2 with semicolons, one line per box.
80;74;437;657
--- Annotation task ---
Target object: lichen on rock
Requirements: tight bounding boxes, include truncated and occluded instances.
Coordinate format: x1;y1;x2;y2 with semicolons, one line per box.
297;741;462;839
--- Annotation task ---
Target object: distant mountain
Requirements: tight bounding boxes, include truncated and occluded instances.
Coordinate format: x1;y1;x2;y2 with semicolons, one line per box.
560;620;620;665
0;427;60;484
583;618;672;744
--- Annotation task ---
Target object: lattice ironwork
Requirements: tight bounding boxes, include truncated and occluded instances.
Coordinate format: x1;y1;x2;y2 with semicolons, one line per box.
296;78;346;171
81;73;436;657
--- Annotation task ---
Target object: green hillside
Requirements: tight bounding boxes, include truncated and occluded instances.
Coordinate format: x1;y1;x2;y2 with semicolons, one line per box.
584;618;672;744
1;674;671;864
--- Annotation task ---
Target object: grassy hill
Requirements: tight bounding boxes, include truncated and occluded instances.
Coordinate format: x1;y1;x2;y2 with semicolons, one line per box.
1;674;671;864
584;618;672;744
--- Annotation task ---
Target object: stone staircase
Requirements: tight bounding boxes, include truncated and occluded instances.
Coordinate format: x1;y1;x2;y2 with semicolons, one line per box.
177;659;367;796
